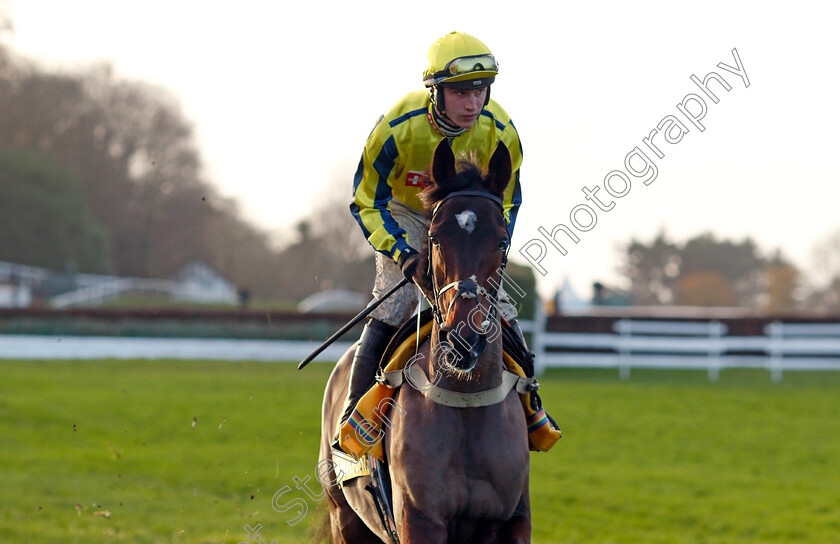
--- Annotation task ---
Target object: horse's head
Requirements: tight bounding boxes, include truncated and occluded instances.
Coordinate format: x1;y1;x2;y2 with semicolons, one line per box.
418;139;512;373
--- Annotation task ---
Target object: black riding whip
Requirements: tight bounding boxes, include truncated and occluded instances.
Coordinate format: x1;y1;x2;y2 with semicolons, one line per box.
297;278;410;370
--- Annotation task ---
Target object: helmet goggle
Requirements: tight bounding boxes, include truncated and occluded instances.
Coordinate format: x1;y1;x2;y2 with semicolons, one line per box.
445;54;497;76
425;54;498;86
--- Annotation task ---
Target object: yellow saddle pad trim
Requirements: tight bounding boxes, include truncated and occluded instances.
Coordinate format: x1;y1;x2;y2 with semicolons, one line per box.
503;351;563;452
336;322;433;461
337;322;560;461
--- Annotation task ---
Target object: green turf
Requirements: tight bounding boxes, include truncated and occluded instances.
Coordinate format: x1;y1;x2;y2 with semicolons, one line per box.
1;361;838;543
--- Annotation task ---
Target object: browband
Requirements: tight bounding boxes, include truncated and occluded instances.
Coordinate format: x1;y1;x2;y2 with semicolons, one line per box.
431;190;504;217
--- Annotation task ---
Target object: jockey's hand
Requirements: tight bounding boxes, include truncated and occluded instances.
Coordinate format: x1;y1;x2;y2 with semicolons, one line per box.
398;247;426;288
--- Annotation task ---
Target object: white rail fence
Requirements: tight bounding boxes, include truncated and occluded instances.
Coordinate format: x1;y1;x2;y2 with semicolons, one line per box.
529;310;840;382
49;277;238;308
0;335;354;363
49;278;182;308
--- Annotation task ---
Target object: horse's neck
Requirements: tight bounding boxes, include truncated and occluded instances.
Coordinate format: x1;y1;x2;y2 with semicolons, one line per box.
423;324;505;393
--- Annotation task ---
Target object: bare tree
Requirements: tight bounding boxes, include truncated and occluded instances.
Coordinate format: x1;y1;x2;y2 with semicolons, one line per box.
0;25;372;302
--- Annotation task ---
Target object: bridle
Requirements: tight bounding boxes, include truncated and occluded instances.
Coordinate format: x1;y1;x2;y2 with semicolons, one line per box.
425;190;511;328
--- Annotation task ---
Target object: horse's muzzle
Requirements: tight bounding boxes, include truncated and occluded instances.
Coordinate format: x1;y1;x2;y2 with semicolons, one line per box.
439;327;487;372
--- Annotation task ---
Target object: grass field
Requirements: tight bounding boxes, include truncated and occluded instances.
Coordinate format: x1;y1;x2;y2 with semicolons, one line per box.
1;360;839;544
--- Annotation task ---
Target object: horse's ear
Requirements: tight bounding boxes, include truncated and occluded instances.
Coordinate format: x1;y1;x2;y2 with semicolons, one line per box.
431;138;456;184
486;141;512;197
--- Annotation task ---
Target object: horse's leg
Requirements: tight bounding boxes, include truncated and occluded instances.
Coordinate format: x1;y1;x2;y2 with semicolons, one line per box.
324;485;382;544
397;503;448;544
496;492;531;543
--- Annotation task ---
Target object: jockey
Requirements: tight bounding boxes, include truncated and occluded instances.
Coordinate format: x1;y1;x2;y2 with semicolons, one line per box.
336;32;527;452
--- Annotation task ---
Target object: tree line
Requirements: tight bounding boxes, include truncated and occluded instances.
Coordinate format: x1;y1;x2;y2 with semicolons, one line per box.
616;231;798;311
0;33;374;303
613;228;840;314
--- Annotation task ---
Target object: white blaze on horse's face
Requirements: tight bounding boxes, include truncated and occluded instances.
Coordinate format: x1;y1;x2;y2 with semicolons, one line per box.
455;210;477;234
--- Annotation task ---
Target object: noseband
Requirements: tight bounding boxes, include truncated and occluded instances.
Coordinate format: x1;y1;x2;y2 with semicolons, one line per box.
426;190;511;328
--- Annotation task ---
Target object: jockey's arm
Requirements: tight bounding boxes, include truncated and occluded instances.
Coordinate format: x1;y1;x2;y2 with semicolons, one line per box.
349;119;414;265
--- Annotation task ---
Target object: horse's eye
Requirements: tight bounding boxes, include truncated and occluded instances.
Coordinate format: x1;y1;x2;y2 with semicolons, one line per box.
429;234;440;246
497;239;508;251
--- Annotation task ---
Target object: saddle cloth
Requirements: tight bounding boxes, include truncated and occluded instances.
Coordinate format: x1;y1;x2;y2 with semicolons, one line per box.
336;319;562;461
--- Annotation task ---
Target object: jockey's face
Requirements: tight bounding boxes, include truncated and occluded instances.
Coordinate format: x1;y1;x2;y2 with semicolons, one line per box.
440;86;487;129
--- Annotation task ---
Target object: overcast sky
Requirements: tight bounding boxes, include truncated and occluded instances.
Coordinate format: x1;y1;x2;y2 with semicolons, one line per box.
7;0;840;299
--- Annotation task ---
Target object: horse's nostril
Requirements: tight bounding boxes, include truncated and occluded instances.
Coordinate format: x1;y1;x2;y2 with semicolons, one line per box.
455;329;480;349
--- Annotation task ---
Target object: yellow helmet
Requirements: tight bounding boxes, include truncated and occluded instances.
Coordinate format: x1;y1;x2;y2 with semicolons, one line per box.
423;32;498;89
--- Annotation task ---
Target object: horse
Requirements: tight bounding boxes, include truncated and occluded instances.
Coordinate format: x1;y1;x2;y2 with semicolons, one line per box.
319;139;531;543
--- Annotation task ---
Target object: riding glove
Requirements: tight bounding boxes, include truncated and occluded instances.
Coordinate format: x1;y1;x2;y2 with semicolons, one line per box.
399;247;435;295
398;247;422;283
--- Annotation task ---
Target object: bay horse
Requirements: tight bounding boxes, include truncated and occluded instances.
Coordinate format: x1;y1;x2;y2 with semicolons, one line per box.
319;139;530;543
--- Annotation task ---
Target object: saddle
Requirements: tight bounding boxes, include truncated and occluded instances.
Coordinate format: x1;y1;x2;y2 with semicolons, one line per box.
336;309;562;461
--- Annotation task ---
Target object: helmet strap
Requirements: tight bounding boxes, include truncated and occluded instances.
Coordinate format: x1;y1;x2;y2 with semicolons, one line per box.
432;107;466;137
430;86;445;113
431;87;460;132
